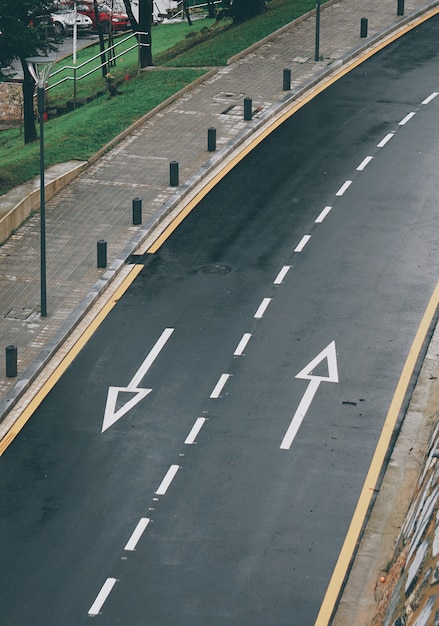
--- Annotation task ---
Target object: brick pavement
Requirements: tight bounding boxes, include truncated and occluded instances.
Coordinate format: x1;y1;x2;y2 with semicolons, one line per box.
0;0;437;415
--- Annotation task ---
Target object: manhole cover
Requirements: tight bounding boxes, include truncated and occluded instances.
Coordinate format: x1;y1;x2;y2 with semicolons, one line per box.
5;307;35;320
198;264;232;275
214;91;245;102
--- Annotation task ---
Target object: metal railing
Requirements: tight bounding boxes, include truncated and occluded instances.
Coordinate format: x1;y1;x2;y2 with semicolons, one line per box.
166;0;221;20
47;31;150;110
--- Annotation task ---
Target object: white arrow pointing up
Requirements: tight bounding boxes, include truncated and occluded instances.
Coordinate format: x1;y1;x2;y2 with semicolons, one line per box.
102;328;174;432
280;341;339;450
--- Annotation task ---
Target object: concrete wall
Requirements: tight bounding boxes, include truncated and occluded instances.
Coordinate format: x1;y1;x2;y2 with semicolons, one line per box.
0;81;23;124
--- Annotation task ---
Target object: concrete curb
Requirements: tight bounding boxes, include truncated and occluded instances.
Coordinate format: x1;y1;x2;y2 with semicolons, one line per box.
0;161;87;245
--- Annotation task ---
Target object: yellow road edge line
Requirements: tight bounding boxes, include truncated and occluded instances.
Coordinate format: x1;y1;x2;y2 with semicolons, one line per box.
147;6;439;255
315;280;439;625
0;263;144;457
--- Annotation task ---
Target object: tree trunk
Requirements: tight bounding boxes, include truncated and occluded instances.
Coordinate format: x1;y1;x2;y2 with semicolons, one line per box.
122;0;138;32
21;58;37;144
93;0;108;77
207;0;215;18
138;0;153;68
183;0;192;25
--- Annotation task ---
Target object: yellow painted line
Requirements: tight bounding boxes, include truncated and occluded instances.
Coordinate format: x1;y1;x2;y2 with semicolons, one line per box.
0;263;144;457
315;280;439;625
147;5;439;255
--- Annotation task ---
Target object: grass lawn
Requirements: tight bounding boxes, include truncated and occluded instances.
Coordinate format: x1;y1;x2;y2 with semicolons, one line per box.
0;0;322;196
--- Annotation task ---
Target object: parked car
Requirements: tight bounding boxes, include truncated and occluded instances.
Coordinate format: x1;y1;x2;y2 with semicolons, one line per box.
33;10;92;36
51;9;93;35
70;2;130;33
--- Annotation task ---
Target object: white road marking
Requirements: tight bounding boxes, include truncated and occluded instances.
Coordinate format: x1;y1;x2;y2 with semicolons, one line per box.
356;156;373;171
124;518;151;551
336;180;352;196
294;235;311;253
88;578;118;616
280;341;339;450
280;378;321;450
155;465;180;495
274;265;291;284
377;132;394;147
234;333;252;356
399;111;416;126
129;328;174;389
184;417;206;444
422;92;438;104
210;373;231;398
102;387;152;433
102;327;174;432
315;206;332;223
254;298;272;318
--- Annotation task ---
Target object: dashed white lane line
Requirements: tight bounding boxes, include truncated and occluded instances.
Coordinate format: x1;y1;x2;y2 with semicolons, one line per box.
254;297;272;318
356;156;373;171
234;333;252;356
336;180;352;196
399;111;416;125
124;518;151;551
184;417;206;444
377;132;394;147
274;265;291;284
294;235;311;253
155;465;180;496
210;373;231;398
422;92;438;104
315;206;332;223
88;578;118;616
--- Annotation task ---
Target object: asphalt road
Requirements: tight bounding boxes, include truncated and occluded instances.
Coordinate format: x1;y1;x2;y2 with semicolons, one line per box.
1;16;439;626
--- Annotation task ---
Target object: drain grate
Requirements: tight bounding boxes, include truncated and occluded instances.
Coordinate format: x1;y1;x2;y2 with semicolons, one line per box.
221;104;237;115
5;307;35;320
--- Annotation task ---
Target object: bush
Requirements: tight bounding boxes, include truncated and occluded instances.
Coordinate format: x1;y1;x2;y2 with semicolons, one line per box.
228;0;267;23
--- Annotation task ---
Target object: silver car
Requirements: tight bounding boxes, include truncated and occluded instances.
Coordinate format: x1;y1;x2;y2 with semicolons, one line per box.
51;9;93;35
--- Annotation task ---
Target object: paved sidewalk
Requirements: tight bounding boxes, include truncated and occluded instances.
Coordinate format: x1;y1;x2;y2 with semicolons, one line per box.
0;0;437;415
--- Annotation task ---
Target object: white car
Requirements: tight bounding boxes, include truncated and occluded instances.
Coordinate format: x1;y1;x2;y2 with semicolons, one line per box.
51;9;93;35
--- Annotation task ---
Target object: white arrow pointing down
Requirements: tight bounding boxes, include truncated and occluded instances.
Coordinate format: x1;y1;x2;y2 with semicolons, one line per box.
102;328;174;432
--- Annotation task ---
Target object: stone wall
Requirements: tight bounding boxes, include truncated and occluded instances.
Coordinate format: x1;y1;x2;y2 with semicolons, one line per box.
0;81;23;124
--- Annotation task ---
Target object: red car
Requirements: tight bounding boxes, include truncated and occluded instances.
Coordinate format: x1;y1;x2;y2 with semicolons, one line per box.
69;2;131;33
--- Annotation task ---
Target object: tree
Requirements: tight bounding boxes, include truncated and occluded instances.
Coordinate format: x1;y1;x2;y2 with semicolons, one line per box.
92;0;108;77
122;0;152;67
182;0;192;26
207;0;215;19
229;0;266;23
0;0;58;144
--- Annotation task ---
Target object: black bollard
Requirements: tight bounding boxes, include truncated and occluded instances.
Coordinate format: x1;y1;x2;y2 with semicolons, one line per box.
244;97;253;121
360;17;368;38
283;68;291;91
97;240;107;268
132;197;142;225
397;0;404;15
170;161;179;187
6;345;17;378
208;127;217;152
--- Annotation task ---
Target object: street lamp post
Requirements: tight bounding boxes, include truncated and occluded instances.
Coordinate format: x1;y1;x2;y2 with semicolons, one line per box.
25;56;55;318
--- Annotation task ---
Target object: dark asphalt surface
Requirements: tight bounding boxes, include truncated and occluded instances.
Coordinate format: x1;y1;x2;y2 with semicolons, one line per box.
1;17;439;625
